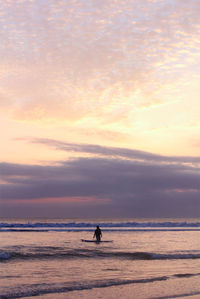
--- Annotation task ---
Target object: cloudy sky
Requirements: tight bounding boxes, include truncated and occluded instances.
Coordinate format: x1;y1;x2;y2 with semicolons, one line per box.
0;0;200;218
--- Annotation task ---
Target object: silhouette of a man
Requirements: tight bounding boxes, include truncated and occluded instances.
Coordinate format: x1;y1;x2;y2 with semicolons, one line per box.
93;225;102;242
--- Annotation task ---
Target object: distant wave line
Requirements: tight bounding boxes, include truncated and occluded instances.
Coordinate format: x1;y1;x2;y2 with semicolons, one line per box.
0;221;199;228
1;228;200;234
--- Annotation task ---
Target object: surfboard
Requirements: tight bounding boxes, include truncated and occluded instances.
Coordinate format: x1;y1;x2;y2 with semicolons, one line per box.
81;239;113;243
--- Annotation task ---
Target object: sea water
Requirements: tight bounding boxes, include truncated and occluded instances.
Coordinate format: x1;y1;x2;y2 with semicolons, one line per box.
0;218;200;299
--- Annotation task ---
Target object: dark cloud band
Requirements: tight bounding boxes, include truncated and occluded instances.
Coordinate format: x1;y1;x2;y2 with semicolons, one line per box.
1;142;200;217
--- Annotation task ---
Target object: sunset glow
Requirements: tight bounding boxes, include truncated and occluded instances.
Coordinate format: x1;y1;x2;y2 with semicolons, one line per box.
1;0;200;218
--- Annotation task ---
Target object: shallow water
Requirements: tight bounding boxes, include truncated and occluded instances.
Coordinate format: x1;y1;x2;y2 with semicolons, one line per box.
0;218;200;298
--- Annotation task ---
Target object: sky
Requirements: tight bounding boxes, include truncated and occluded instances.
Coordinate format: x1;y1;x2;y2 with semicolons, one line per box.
0;0;200;218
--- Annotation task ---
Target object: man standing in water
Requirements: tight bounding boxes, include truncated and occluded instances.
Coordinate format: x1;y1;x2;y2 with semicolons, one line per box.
93;225;102;242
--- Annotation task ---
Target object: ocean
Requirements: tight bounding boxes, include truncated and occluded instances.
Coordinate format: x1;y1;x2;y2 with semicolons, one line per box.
0;218;200;299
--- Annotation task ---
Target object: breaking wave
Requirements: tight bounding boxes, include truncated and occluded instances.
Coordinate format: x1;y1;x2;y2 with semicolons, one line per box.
0;221;200;232
1;248;200;262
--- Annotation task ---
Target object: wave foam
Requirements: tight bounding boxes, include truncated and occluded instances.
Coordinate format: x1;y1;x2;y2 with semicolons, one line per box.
0;221;200;229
